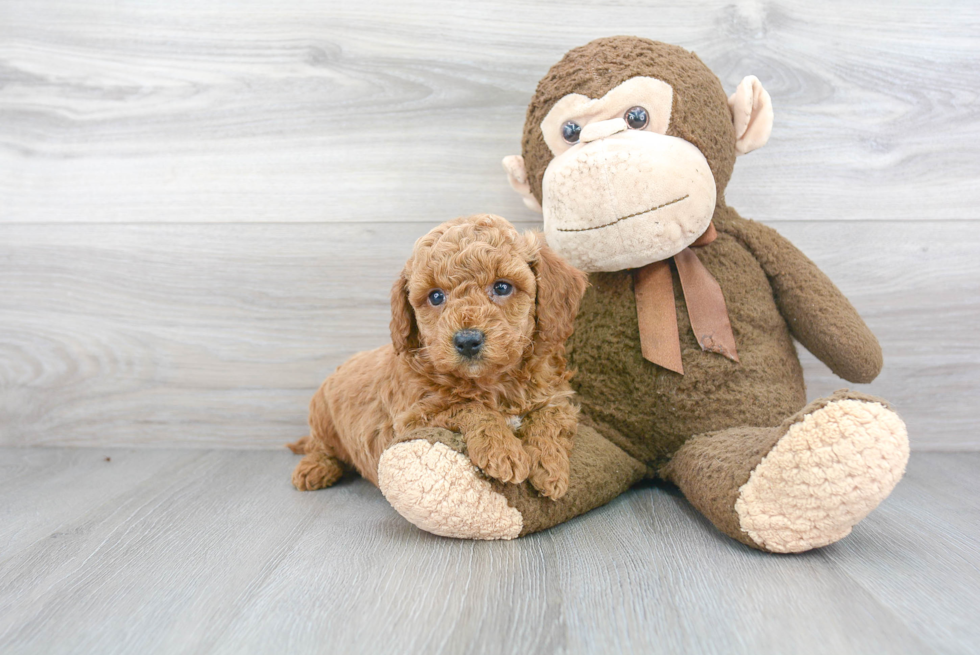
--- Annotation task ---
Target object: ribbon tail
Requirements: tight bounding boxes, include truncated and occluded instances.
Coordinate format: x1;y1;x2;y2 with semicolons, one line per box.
633;261;684;375
674;248;740;363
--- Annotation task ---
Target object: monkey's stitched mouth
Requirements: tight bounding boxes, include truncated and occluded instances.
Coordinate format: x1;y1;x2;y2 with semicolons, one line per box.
555;195;689;232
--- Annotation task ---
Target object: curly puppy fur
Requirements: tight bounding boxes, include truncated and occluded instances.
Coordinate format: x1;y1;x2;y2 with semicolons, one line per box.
289;214;588;499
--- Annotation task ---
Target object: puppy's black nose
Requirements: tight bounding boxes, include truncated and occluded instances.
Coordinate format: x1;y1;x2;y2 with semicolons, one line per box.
453;329;485;358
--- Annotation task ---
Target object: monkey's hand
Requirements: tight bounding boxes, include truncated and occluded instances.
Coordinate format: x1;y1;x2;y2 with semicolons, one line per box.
719;213;883;383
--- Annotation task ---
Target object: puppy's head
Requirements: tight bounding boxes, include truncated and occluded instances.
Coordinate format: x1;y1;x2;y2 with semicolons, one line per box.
390;214;587;379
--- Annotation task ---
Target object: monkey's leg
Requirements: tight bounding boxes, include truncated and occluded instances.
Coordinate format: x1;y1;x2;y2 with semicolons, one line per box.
661;390;909;553
377;425;646;540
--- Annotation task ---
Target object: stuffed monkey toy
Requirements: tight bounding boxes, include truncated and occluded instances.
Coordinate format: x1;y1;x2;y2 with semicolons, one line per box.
376;37;909;553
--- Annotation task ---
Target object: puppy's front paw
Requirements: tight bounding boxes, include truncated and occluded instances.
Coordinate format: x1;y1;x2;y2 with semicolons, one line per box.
525;442;570;500
468;425;531;485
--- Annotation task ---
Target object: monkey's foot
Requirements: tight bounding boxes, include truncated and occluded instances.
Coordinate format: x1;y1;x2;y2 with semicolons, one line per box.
735;396;909;553
378;431;523;540
378;425;647;540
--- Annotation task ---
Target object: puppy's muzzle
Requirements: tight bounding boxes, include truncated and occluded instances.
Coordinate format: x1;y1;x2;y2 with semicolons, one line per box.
453;329;485;359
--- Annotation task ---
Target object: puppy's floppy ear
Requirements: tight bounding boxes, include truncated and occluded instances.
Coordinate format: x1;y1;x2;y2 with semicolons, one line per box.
390;268;418;354
530;233;588;348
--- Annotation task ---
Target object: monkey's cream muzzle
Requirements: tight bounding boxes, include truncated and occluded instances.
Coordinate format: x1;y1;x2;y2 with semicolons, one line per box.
541;129;716;273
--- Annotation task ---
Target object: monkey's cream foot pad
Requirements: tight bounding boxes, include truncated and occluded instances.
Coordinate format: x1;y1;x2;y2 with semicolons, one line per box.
735;399;909;553
378;440;523;540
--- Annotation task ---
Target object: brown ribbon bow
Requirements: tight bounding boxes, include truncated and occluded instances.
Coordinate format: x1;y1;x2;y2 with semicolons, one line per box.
632;223;739;374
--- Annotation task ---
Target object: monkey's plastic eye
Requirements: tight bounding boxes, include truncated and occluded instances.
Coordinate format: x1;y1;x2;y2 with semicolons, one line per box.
428;289;446;306
625;106;649;129
492;281;513;297
561;121;582;144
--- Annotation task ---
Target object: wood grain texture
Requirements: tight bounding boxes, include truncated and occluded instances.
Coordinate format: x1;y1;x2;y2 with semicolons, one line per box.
0;448;197;556
2;220;977;449
0;448;976;654
2;1;978;450
1;0;978;224
821;453;980;652
2;4;977;652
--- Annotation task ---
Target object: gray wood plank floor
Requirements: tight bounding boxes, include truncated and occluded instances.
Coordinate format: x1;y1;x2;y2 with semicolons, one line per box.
0;448;976;655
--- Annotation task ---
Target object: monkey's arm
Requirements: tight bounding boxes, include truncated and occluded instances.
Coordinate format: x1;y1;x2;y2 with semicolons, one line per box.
716;211;883;383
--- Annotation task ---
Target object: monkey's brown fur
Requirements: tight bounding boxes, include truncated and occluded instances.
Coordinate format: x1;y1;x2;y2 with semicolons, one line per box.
376;37;906;550
522;38;737;209
509;37;891;542
289;214;587;500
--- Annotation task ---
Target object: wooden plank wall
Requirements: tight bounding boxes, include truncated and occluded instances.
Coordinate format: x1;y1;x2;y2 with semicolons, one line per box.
2;0;978;449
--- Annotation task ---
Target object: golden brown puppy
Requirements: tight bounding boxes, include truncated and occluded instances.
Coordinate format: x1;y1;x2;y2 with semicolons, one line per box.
288;214;588;499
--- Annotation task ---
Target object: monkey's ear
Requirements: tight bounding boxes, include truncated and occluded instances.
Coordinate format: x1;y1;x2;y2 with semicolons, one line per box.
728;76;774;156
502;155;543;213
389;269;418;354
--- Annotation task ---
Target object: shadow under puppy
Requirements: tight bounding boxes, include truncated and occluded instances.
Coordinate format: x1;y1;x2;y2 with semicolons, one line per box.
288;214;588;500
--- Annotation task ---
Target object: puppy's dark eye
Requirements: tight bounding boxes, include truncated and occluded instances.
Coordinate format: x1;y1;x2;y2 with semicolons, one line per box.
625;106;648;129
492;281;513;297
428;289;446;306
561;121;582;144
